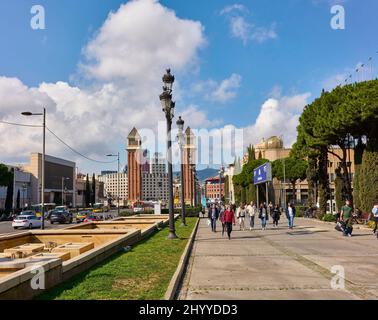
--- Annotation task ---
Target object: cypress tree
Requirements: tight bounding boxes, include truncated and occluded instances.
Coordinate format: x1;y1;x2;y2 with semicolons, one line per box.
91;174;96;205
85;174;90;207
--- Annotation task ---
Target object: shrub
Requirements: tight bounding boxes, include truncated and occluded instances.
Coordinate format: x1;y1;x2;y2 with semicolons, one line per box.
322;213;336;222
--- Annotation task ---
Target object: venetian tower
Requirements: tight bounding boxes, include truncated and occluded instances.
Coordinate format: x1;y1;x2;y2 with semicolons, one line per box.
183;127;196;206
127;128;142;203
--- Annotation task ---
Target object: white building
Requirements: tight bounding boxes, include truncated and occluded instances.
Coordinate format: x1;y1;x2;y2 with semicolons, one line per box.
142;153;169;202
98;172;128;204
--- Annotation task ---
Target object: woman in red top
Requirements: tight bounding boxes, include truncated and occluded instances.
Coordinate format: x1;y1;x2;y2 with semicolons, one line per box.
223;205;236;240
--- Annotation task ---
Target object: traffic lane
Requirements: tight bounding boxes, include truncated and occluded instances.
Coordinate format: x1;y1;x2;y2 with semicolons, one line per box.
0;209;123;236
0;220;70;236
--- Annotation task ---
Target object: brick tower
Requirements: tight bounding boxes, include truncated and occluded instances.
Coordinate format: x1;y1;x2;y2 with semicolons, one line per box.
127;128;142;204
183;127;196;206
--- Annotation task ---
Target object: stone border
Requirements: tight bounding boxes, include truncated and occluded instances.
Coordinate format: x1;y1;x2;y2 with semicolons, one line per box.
164;218;200;300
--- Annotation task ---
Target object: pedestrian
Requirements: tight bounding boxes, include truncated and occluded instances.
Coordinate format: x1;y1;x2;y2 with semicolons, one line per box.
272;204;281;227
340;200;353;237
238;204;246;231
223;205;236;240
371;203;378;237
208;203;219;233
287;203;295;229
259;203;268;230
247;201;257;230
219;205;226;237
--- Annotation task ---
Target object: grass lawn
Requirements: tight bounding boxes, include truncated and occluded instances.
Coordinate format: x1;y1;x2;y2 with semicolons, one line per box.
37;217;198;300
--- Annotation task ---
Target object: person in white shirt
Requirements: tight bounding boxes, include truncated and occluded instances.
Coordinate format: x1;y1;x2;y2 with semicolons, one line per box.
247;201;257;230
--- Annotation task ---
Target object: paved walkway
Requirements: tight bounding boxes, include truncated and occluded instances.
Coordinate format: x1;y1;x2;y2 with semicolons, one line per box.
178;217;378;300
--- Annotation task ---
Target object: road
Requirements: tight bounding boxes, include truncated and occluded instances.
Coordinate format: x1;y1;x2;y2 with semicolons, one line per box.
179;217;378;300
0;209;120;236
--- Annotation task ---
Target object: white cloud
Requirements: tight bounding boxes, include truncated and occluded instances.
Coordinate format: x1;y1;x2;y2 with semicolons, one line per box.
220;4;248;15
190;74;242;104
209;74;242;103
243;92;311;148
230;16;252;45
0;0;207;172
82;0;206;83
220;3;277;45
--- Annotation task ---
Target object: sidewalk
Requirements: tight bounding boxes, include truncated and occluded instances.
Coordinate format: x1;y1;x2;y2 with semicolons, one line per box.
178;217;378;300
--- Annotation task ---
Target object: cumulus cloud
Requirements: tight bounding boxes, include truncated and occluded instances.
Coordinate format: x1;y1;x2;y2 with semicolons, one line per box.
243;91;311;148
0;0;207;172
220;3;277;45
82;0;205;83
190;74;242;104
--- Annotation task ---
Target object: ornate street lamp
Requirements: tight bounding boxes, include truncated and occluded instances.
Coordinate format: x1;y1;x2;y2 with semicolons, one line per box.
176;116;186;226
160;69;177;239
22;108;46;229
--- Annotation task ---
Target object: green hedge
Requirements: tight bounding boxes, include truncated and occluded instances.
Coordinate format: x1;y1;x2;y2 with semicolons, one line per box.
322;213;336;222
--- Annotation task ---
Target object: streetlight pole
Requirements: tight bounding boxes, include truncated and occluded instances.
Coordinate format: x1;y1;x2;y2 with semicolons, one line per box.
160;69;177;239
219;166;224;204
22;108;46;230
177;116;186;227
61;177;70;206
107;152;120;217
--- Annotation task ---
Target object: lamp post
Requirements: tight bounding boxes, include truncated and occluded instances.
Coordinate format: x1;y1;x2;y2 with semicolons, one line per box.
22;183;27;209
22;108;46;230
61;177;70;206
219;166;224;204
159;69;177;239
176;116;187;226
107;152;120;217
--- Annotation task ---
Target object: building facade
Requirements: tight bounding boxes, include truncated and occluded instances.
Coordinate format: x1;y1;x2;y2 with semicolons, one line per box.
23;153;76;207
142;153;169;202
205;176;225;202
98;172;128;205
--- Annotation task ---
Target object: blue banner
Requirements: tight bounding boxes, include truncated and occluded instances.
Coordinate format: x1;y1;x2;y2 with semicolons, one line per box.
253;162;272;185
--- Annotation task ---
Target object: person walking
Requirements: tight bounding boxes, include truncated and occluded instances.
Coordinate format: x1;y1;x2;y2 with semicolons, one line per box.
238;204;246;231
223;205;236;240
247;201;257;230
208;203;219;233
259;203;268;230
341;200;353;237
219;204;226;237
371;203;378;237
287;203;295;229
272;204;281;228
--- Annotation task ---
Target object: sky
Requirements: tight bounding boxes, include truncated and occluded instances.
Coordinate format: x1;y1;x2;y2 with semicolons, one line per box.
0;0;377;174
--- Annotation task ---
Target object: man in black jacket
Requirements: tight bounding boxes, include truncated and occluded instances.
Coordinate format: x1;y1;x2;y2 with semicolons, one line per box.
208;203;219;232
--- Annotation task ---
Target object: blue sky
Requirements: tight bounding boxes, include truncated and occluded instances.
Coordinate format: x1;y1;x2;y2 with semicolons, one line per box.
0;0;377;173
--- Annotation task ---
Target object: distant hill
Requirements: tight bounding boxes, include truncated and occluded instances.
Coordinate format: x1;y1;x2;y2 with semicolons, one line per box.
196;168;219;182
174;167;219;182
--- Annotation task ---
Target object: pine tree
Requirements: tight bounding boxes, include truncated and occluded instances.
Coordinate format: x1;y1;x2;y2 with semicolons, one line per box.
85;174;90;207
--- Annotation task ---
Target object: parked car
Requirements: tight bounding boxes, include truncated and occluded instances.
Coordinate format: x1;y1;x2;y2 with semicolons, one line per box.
12;215;42;229
50;210;73;224
76;210;91;223
83;215;102;223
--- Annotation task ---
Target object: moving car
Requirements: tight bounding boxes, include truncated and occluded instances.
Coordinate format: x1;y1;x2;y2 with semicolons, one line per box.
84;215;102;223
76;210;92;223
12;215;42;229
50;210;73;224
